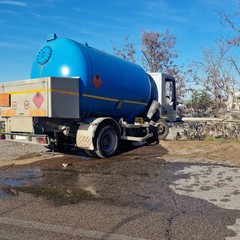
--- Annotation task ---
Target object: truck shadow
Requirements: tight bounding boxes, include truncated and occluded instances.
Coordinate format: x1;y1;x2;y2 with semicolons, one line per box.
50;141;169;160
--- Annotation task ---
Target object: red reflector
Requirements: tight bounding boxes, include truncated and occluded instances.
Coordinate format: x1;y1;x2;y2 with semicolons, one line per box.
0;133;5;140
36;136;48;144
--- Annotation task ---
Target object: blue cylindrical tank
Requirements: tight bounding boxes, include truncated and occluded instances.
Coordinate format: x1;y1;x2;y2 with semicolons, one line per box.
31;34;158;121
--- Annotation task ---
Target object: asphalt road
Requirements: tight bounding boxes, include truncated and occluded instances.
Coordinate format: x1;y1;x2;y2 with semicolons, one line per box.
0;143;240;240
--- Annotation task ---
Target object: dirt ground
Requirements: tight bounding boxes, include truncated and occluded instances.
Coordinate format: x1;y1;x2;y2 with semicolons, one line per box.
161;140;240;166
0;139;239;168
0;140;240;239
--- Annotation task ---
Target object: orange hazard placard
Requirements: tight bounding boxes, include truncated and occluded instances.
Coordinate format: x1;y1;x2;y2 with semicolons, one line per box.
0;93;11;107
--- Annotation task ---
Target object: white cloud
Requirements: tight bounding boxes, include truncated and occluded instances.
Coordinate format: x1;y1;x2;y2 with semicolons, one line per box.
136;0;189;24
199;0;227;9
73;7;94;14
0;0;27;7
0;41;29;48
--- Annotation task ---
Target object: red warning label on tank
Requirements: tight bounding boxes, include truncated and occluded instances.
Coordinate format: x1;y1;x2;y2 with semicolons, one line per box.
92;74;103;89
33;92;44;109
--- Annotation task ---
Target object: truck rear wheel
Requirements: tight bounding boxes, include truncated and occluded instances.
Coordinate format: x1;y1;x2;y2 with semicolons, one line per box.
84;150;97;157
156;119;169;140
94;124;119;158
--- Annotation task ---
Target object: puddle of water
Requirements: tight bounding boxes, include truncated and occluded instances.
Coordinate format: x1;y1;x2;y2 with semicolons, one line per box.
0;168;42;198
0;167;98;205
15;185;98;206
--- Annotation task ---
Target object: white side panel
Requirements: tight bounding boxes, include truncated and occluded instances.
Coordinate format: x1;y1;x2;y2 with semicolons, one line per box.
148;72;164;105
0;77;80;119
0;77;49;117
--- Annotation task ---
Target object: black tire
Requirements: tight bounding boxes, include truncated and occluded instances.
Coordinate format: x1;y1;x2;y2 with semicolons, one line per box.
156;119;169;140
45;143;71;152
94;125;119;158
84;150;97;157
145;125;159;145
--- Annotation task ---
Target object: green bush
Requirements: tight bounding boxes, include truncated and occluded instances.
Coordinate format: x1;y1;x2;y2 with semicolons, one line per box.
205;137;240;144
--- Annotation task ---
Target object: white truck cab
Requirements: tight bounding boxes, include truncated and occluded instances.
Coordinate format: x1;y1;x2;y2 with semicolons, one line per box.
148;72;177;122
147;72;177;140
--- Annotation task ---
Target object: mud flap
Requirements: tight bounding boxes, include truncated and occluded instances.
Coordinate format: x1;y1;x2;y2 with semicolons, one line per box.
76;121;97;150
76;117;120;151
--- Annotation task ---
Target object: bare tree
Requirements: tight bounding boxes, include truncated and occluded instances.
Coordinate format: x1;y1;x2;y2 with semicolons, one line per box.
112;35;136;63
189;40;239;113
141;30;187;99
112;30;187;99
217;4;240;46
216;2;240;77
140;29;178;72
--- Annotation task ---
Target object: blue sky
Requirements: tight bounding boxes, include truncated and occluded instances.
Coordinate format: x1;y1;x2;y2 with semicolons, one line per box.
0;0;237;82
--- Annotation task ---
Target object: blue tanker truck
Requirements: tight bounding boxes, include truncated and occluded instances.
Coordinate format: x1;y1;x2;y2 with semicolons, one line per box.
0;34;177;158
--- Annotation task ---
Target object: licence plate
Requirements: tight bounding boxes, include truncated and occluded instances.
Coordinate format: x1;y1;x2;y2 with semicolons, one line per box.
15;135;28;140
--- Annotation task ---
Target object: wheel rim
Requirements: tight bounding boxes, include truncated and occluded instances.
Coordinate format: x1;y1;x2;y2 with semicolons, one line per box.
157;123;165;135
99;128;118;155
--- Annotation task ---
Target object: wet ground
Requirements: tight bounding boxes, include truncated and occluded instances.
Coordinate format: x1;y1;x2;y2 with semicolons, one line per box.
0;141;240;239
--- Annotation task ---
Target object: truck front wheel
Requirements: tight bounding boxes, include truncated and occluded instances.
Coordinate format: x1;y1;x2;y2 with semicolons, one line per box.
94;124;120;158
156;119;169;140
